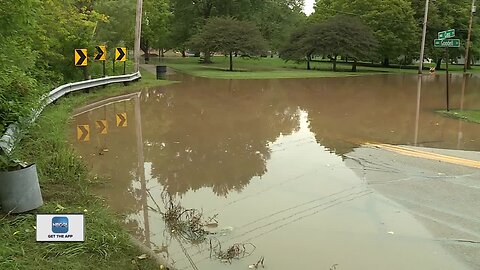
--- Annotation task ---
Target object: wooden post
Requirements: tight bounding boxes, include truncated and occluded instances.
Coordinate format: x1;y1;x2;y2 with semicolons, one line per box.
464;0;476;72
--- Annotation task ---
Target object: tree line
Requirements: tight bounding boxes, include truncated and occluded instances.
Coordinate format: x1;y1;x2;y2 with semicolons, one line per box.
1;0;478;133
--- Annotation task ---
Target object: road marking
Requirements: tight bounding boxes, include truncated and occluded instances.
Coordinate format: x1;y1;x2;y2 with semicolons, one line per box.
368;143;480;169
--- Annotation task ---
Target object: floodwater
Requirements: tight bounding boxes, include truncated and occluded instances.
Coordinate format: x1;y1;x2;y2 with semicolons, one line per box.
71;73;480;270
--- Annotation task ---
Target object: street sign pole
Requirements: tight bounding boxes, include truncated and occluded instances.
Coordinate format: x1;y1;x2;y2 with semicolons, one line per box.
445;47;450;111
103;61;106;77
123;61;126;75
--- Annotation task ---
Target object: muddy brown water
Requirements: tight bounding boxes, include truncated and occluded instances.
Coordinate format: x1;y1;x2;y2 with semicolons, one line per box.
72;74;480;270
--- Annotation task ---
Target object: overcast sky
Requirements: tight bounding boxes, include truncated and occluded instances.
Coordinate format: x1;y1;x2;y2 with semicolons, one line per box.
303;0;315;15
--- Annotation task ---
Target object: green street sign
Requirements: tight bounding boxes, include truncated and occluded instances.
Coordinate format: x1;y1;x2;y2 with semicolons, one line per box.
434;39;460;48
438;29;455;40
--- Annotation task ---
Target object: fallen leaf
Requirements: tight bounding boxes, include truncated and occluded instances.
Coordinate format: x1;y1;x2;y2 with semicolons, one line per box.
56;204;65;211
137;254;148;260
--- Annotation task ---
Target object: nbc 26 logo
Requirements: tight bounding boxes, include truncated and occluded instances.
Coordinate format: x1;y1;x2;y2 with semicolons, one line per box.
51;216;69;233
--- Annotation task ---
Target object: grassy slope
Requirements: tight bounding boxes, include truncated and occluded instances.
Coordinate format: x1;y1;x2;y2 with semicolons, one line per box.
0;68;173;270
439;110;480;124
155;56;480;79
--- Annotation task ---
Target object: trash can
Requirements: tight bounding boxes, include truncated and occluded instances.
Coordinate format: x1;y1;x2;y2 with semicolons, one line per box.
156;65;167;80
0;164;43;213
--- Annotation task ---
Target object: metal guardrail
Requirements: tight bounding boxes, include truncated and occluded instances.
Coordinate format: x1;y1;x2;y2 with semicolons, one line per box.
0;72;142;154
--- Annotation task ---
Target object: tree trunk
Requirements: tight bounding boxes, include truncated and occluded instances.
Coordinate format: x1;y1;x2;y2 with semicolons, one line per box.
382;57;390;67
270;51;274;58
203;51;212;63
307;54;311;70
229;52;233;71
436;58;442;70
352;59;357;72
141;40;150;63
160;49;165;58
181;50;186;58
144;40;150;63
334;56;337;71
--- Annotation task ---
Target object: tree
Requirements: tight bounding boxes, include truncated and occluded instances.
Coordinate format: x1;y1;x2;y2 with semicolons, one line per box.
280;16;378;71
36;0;103;82
253;0;306;57
189;17;267;71
312;0;418;66
94;0;136;48
141;0;171;62
410;0;471;69
279;24;316;70
310;15;378;71
170;0;286;61
1;0;102;132
0;0;41;132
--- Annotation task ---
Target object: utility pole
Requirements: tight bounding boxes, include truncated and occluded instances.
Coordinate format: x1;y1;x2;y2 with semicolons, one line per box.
134;0;143;73
419;0;430;74
464;0;476;73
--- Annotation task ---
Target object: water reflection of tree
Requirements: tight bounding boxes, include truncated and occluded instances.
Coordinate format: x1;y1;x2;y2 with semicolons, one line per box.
291;75;419;156
141;79;300;196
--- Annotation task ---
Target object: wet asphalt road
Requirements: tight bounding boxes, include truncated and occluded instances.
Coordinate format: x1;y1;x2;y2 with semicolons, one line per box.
346;145;480;269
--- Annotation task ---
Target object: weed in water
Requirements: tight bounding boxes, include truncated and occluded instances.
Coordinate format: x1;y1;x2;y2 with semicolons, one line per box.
209;238;257;264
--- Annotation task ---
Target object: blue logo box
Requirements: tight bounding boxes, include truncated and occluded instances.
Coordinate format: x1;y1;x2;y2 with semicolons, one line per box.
51;216;69;233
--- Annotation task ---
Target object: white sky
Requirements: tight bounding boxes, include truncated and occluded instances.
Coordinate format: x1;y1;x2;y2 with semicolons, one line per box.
303;0;315;15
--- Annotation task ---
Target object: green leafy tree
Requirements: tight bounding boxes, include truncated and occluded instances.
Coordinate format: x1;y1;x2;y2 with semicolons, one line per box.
312;0;418;66
141;0;172;62
253;0;306;57
0;0;41;133
189;17;267;71
279;24;316;69
36;0;103;83
1;0;103;133
94;0;136;48
170;0;290;61
410;0;471;69
310;15;379;71
280;15;378;71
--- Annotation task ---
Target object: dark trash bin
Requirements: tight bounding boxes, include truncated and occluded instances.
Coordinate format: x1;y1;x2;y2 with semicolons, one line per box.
156;65;167;80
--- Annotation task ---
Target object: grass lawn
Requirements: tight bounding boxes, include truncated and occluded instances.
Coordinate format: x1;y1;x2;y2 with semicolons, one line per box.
0;68;173;270
439;110;480;124
149;56;480;79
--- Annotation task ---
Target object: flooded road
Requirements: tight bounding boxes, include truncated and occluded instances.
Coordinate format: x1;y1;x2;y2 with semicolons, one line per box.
72;74;480;269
